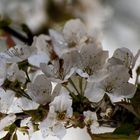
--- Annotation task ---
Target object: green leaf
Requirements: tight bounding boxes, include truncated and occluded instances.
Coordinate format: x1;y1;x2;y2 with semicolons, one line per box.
118;102;140;119
90;133;138;140
113;123;135;135
136;66;140;75
24;106;48;122
0;19;11;28
4;123;17;133
131;88;140;118
12;133;18;140
118;87;140;119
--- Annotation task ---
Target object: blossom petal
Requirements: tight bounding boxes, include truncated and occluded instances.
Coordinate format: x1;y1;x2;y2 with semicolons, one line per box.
28;52;49;67
0;114;16;131
85;82;105;103
49;29;67;56
0;89;15;114
90;125;115;134
63;19;87;46
108;83;136;102
27;74;52;105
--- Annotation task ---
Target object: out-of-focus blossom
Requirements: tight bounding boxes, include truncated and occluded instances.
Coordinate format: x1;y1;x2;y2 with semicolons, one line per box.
63;19;87;48
0;0;46;31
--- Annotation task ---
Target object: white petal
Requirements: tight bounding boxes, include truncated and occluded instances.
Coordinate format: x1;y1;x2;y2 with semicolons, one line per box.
0;89;15;113
16;70;26;83
49;29;67;56
7;63;26;83
61;49;80;77
0;59;6;86
28;52;49;67
76;69;89;78
0;114;16;131
32;34;50;53
51;84;61;100
50;94;73;117
108;83;136;103
110;47;134;68
80;43;101;67
3;45;34;63
85;82;105;103
0;131;8;139
84;111;98;122
63;19;87;45
90;125;115;134
40;122;66;139
52;123;66;139
40;63;54;78
27;74;52;105
88;69;109;83
8;97;39;113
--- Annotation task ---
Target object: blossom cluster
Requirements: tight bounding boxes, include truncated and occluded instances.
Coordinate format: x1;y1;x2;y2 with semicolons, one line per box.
0;19;139;139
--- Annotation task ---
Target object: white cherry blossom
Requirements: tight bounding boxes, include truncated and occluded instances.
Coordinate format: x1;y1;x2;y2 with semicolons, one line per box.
40;49;79;82
85;66;136;103
77;41;108;80
84;110;99;126
108;47;139;69
39;93;72;139
84;110;115;134
49;93;73;122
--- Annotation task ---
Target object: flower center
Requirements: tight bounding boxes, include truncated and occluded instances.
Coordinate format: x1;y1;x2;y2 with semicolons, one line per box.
83;67;93;75
86;119;93;126
105;84;114;93
56;111;66;121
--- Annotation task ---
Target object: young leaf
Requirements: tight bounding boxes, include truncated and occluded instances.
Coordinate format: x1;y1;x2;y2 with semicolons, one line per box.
90;133;138;140
113;123;135;135
12;133;18;140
